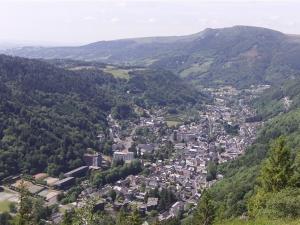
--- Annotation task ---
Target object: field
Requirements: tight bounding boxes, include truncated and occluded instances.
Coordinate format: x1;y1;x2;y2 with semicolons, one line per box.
180;60;213;78
215;218;300;225
165;115;183;127
0;200;10;212
166;120;182;127
0;189;19;212
103;66;130;79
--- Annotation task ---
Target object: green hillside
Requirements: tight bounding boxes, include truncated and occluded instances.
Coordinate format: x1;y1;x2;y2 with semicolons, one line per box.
192;98;300;224
0;55;205;180
6;26;300;88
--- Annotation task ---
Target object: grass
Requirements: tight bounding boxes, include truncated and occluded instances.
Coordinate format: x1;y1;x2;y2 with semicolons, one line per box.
165;115;183;127
215;218;300;225
166;120;182;127
103;66;130;79
0;200;11;212
180;61;213;78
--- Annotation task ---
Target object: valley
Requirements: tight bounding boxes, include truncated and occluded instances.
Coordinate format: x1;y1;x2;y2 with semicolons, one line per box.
0;80;263;224
1;25;300;225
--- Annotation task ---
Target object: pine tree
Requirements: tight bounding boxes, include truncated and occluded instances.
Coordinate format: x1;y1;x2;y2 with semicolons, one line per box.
193;189;215;225
248;136;294;217
127;208;142;225
18;181;33;225
259;136;293;192
73;197;103;225
289;152;300;187
116;209;129;225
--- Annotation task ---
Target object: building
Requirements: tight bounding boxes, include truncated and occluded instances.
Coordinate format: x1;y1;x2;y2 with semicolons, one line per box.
113;151;134;162
137;144;155;156
146;197;158;211
84;153;102;167
64;166;89;178
38;189;62;205
54;177;75;190
44;177;59;187
170;201;184;217
93;199;106;212
33;173;48;181
11;180;45;195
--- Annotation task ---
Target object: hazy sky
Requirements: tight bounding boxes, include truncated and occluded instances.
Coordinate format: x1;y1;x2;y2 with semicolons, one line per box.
1;0;300;46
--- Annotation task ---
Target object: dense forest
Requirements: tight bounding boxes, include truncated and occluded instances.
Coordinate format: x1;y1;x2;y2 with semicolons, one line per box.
0;55;206;180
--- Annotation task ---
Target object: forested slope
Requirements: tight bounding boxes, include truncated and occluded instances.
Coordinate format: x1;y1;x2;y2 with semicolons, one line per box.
0;55;206;180
0;55;119;179
198;91;300;224
6;26;300;88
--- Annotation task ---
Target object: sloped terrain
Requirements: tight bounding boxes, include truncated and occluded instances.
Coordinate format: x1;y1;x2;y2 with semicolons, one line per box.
6;26;300;87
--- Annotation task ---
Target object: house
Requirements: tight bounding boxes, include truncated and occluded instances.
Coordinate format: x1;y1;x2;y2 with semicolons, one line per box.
93;199;106;212
112;143;125;151
137;144;155;156
169;201;184;217
146;197;158;211
158;212;172;221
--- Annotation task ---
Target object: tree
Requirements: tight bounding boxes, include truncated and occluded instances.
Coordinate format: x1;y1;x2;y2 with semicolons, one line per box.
16;181;51;225
127;208;142;225
73;197;101;225
116;209;128;225
18;181;34;225
289;152;300;187
9;202;17;213
61;209;75;225
0;212;12;225
248;136;294;217
193;189;215;225
258;136;292;192
206;161;217;182
158;188;177;212
109;189;117;202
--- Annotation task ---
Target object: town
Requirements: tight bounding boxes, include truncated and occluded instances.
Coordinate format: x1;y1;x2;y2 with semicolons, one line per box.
0;85;267;224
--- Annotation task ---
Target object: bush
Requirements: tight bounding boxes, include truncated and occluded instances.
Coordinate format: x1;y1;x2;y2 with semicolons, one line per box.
262;188;300;218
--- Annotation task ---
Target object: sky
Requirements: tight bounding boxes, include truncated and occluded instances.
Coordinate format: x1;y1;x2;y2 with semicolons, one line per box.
0;0;300;46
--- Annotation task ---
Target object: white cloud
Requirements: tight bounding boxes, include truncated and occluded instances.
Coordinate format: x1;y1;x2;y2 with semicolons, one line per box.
64;18;73;24
2;0;298;2
30;0;300;2
268;16;280;21
287;21;298;27
116;2;127;7
147;18;156;23
83;16;96;21
198;18;208;24
110;17;120;23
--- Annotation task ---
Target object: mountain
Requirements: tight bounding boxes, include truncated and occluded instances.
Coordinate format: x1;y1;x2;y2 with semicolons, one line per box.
5;26;300;87
0;55;118;179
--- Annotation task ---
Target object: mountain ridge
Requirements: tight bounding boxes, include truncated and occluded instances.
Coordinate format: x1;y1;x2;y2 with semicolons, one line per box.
5;25;300;88
5;26;287;61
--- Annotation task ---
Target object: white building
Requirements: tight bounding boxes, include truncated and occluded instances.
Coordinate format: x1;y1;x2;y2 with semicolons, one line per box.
113;151;134;162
